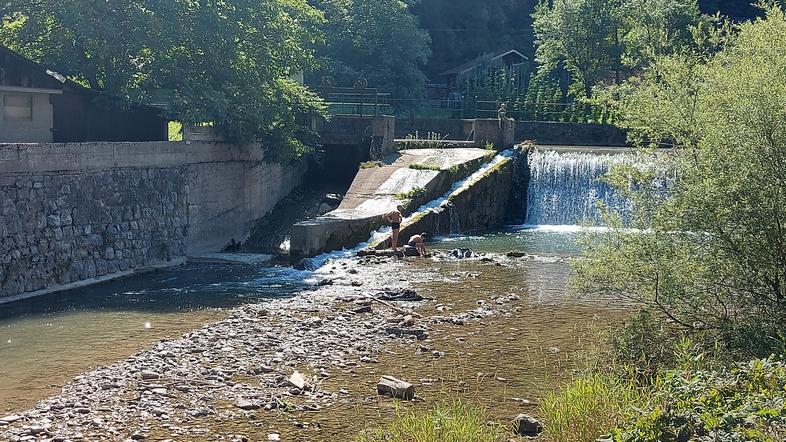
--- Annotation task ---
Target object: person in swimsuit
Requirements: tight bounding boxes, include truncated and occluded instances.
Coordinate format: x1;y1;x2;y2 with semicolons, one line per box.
384;206;404;252
408;232;428;257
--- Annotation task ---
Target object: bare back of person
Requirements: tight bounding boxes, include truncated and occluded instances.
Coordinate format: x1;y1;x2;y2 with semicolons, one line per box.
407;233;428;257
385;207;404;252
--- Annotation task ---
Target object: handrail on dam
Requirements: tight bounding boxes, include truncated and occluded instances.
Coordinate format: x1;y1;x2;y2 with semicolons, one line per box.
321;86;393;118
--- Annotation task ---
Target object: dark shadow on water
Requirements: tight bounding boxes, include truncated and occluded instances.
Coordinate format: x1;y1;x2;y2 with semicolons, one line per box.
0;263;311;322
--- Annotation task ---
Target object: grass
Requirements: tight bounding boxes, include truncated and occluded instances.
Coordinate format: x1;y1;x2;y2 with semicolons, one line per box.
395;186;426;200
409;163;441;171
356;399;505;442
401;131;450;150
540;372;647;442
360;161;383;169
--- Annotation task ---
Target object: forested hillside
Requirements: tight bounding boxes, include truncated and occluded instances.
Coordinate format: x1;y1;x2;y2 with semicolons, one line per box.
413;0;761;80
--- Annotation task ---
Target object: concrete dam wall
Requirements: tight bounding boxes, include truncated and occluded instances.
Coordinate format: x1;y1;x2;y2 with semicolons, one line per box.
0;141;305;301
395;118;628;147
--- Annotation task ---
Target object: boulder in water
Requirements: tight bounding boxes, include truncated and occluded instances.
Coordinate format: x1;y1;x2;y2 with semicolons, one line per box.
450;248;474;259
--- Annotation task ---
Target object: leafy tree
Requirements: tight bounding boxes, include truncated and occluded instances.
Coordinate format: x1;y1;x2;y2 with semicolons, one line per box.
622;0;702;69
533;0;704;98
574;2;786;358
533;0;623;98
1;0;324;159
313;0;431;100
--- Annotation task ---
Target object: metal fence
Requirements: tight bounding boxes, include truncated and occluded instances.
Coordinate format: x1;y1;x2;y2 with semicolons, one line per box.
319;88;615;125
321;87;393;117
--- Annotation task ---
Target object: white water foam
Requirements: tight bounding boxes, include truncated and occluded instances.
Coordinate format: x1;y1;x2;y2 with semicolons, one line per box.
525;150;632;226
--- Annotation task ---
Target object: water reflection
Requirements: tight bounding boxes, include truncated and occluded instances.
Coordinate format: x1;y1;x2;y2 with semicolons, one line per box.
0;262;309;412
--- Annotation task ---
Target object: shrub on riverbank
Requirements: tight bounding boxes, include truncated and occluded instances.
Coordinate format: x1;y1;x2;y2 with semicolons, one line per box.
611;358;786;442
541;341;786;442
356;399;504;442
574;0;786;364
540;372;648;442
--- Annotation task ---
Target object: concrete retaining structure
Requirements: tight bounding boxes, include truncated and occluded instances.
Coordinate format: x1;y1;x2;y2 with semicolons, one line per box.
290;148;494;260
394;118;628;147
0;141;305;301
371;152;516;250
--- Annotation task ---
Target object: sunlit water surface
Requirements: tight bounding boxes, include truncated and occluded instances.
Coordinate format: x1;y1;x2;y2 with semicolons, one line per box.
1;226;587;414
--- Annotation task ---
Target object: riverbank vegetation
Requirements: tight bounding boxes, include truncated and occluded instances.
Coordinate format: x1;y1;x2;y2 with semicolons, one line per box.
539;2;786;440
357;399;504;442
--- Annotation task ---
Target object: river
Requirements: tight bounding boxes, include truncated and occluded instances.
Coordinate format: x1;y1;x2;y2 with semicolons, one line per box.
0;148;630;440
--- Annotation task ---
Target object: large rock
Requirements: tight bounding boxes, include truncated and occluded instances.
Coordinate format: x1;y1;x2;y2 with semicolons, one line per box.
513;413;543;436
377;375;415;400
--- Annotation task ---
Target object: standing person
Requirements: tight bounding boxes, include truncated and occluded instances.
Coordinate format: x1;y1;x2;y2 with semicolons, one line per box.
408;233;428;257
384;205;404;252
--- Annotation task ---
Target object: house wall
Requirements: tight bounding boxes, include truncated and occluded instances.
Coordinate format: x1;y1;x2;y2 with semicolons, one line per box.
0;141;306;301
51;90;168;143
0;91;54;143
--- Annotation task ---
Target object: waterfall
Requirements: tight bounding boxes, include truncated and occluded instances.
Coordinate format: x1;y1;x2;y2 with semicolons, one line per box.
448;203;461;233
524;150;632;226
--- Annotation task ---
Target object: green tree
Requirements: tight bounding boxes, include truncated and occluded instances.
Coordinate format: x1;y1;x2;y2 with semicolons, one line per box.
313;0;431;100
533;0;703;98
622;0;702;69
533;0;623;98
1;0;324;159
574;2;786;358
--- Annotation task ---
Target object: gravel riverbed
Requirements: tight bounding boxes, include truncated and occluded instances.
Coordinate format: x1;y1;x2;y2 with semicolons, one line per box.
0;253;522;442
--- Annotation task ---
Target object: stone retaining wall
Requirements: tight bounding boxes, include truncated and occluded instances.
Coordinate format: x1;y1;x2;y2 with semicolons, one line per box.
0;141;305;301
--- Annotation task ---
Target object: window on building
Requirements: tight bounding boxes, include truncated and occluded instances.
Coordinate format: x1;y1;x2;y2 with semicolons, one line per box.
4;94;33;122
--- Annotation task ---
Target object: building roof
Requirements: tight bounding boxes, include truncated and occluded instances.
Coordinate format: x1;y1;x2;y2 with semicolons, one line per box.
439;49;528;77
0;44;166;112
0;45;68;92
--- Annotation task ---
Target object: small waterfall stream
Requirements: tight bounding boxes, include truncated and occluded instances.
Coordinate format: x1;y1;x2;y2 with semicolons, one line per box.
524;150;632;226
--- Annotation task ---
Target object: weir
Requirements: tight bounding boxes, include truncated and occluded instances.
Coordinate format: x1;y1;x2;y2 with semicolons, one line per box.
289;148;501;259
524;148;632;226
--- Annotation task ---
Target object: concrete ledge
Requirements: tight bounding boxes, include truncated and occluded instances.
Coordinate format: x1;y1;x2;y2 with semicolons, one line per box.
0;141;269;174
0;258;186;305
290;148;494;259
369;153;516;251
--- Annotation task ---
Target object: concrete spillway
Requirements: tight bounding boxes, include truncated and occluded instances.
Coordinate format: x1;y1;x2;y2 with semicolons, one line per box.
290;148;496;259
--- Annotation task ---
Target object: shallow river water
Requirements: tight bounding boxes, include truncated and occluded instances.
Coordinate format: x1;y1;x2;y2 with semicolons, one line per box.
0;226;625;440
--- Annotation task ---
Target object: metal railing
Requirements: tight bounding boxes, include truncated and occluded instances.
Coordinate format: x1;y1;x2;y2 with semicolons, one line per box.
385;98;616;124
321;87;393;117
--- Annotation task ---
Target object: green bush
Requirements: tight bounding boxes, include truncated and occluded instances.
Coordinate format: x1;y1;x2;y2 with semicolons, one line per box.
540;372;648;442
395;186;427;201
409;163;441;171
612;358;786;442
360;161;383;170
356;399;505;442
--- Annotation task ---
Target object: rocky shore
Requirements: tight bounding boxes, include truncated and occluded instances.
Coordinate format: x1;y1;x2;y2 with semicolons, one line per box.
0;253;525;441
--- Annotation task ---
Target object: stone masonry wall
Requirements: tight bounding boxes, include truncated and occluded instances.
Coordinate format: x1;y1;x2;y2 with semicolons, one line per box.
0;141;305;301
0;168;187;295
